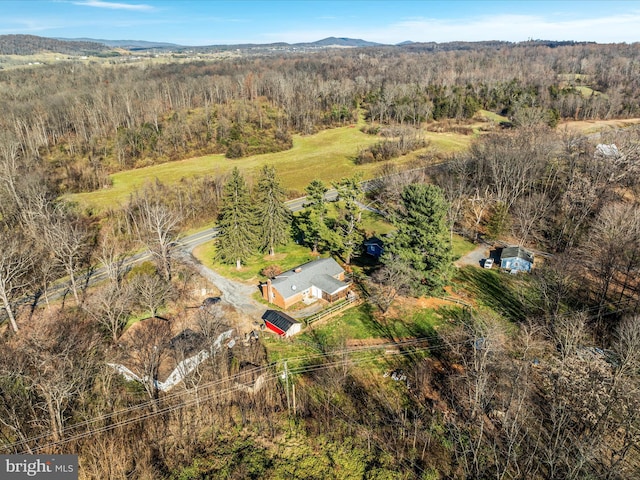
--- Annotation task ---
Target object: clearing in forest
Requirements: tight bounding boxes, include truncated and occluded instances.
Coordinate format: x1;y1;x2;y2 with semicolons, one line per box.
64;125;471;212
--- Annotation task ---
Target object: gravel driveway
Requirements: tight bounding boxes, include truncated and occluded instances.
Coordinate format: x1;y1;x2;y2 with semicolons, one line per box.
455;243;492;268
177;251;266;326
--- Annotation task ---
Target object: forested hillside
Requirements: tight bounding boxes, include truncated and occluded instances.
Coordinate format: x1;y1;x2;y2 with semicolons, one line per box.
0;34;109;55
1;42;639;195
1;41;640;479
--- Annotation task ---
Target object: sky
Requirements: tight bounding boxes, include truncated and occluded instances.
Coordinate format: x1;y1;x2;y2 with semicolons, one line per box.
1;0;639;46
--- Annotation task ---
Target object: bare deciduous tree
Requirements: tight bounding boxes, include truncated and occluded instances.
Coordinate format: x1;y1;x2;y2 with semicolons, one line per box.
470;127;554;210
21;314;102;445
83;282;134;342
365;255;413;313
135;198;182;282
581;202;640;311
0;230;35;332
46;212;93;305
132;272;174;320
121;318;172;404
96;230;133;287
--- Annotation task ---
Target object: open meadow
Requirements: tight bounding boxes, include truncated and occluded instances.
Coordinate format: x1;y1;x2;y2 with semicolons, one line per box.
64;124;472;212
65;110;639;215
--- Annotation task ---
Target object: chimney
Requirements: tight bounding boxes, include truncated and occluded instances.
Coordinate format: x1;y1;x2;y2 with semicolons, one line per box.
265;279;273;303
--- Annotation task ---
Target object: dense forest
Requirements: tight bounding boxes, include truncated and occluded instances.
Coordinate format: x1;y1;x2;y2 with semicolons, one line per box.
1;40;640;479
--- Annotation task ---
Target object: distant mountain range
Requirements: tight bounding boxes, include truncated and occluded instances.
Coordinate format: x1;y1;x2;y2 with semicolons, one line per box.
0;34;108;55
0;34;595;56
61;38;183;49
65;35;384;49
0;34;389;55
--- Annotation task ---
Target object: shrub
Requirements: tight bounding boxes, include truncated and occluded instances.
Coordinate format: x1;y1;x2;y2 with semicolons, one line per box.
261;264;283;278
225;142;247;159
355;132;427;164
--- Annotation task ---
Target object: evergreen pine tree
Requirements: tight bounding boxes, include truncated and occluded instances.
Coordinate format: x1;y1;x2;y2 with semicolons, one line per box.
216;167;255;269
332;174;365;264
297;179;332;253
385;183;452;295
254;165;291;256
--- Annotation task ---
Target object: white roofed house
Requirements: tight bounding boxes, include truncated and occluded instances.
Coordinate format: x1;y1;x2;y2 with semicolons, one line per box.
261;258;350;310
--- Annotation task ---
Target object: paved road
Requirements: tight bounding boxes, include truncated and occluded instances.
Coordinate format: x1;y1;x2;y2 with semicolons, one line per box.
12;166;443;314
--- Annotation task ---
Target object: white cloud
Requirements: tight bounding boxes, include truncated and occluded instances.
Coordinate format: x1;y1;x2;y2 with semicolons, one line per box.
388;13;640;43
263;11;640;45
73;0;154;11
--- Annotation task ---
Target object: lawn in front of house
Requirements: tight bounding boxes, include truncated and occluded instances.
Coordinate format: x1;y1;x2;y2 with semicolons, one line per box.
193;203;395;283
192;239;319;283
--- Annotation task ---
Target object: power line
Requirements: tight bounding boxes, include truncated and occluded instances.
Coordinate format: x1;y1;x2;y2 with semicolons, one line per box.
10;336;465;454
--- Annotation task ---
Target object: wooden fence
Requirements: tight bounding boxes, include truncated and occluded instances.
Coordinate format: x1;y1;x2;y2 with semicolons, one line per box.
304;296;362;326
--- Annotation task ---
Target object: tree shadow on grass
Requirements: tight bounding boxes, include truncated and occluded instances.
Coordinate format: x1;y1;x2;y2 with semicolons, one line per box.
456;267;528;323
357;302;403;341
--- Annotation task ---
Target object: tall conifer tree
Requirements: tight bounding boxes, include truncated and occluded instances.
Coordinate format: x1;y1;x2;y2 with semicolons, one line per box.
297;179;332;253
385;183;452;295
254;165;291;256
332;174;365;264
216;167;255;269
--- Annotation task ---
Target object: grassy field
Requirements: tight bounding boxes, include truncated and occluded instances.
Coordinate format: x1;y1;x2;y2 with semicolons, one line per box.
559;117;640;134
64;124;472;212
474;109;509;124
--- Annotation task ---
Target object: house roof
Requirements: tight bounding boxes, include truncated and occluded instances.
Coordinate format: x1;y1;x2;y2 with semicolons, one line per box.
313;274;350;295
501;246;534;264
261;310;299;332
271;258;347;300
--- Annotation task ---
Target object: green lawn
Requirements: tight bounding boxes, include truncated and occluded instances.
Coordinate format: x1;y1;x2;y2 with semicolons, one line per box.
64;125;471;212
454;265;535;323
264;303;449;369
474;109;509;124
423;131;473;153
451;234;476;260
305;304;444;342
192;239;320;283
193;202;395;283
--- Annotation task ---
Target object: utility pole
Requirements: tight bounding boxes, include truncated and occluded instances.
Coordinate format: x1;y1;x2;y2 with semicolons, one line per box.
292;382;296;415
284;361;291;414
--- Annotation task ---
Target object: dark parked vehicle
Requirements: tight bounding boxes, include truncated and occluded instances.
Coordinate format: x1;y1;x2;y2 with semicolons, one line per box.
202;297;222;308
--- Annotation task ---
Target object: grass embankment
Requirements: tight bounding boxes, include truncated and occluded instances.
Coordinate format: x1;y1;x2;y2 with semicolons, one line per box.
453;265;536;323
264;303;451;368
474;109;509;124
65;125;472;213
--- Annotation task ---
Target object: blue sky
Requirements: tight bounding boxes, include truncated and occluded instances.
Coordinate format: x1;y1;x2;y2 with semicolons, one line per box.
2;1;639;45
